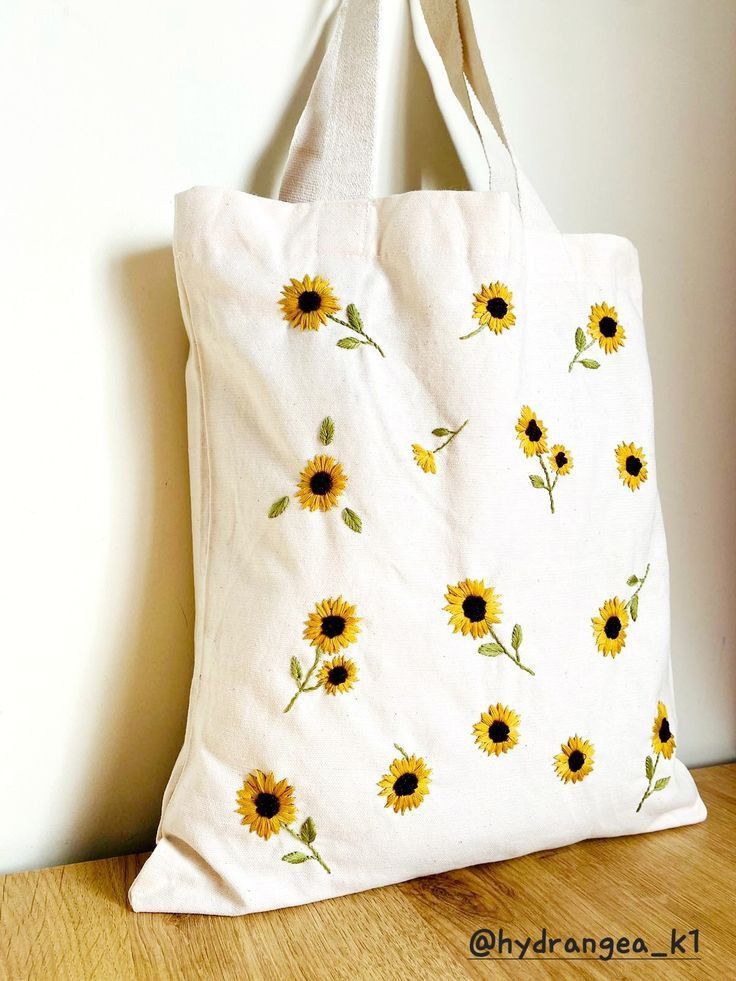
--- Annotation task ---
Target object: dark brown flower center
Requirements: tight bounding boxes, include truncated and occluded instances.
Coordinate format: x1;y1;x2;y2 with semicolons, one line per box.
328;665;348;685
525;419;543;442
555;451;568;469
462;595;487;623
310;470;333;495
488;720;510;743
599;315;617;338
393;772;419;797
298;289;322;313
486;296;508;318
255;791;281;818
626;455;643;477
659;718;672;743
321;615;346;638
568;750;586;772
604;616;622;639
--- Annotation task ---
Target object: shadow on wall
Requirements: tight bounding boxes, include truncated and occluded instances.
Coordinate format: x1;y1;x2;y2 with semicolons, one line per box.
61;248;195;865
63;9;470;868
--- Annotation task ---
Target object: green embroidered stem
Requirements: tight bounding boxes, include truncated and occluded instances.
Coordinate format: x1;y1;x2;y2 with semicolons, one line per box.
283;650;322;713
459;324;486;341
283;825;331;873
327;312;385;358
539;456;555;514
394;743;410;760
625;564;651;610
568;337;595;372
433;419;469;454
636;752;660;813
489;627;536;676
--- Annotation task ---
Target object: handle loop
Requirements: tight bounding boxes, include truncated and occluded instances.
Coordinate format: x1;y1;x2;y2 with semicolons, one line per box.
279;0;556;232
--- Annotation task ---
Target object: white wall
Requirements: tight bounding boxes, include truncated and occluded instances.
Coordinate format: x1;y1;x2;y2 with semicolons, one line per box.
1;1;734;875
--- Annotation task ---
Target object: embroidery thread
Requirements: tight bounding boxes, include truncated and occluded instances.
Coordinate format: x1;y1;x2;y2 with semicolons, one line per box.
592;564;650;657
461;281;516;340
615;441;648;491
268;418;364;532
235;770;331;873
636;701;675;812
378;744;431;814
444;578;535;675
516;405;572;514
473;703;521;756
568;302;626;371
412;420;469;474
284;596;361;713
554;736;595;784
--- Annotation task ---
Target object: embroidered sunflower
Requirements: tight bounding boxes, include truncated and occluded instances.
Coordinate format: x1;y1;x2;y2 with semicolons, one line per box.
236;771;332;871
652;701;676;759
554;736;595;784
296;454;348;511
592;597;629;657
269;419;363;532
589;302;625;354
412;445;436;473
284;597;361;713
549;444;573;476
236;770;297;840
444;578;502;639
461;281;515;339
412;420;469;475
473;703;520;757
279;275;340;332
569;301;625;370
378;745;431;814
637;701;675;812
615;442;648;491
517;407;570;513
515;405;548;457
319;655;358;695
303;596;360;654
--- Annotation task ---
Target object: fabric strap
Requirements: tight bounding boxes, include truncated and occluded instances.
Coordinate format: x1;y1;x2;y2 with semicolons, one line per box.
279;0;556;232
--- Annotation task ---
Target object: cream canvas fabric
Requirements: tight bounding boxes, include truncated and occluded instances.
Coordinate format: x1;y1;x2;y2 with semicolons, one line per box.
129;0;705;916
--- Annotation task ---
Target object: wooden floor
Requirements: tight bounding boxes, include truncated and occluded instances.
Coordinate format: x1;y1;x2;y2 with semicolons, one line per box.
1;765;733;980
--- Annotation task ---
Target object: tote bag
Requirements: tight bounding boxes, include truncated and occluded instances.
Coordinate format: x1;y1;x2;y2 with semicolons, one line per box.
130;0;705;916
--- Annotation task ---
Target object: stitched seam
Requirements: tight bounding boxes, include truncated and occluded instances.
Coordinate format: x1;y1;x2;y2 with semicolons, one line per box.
156;254;214;841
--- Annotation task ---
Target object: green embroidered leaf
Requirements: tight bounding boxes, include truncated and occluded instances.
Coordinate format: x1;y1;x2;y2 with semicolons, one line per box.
268;496;290;518
319;417;335;446
342;508;362;533
581;359;600;369
654;777;671;792
300;817;317;844
282;851;311;864
529;475;545;489
630;594;639;622
337;337;361;349
511;624;522;651
575;327;586;352
627;575;639;586
645;756;654;780
432;428;452;437
290;656;302;681
478;643;505;657
346;303;364;333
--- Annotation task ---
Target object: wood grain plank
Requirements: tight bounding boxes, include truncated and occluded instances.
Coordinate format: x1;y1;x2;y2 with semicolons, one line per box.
1;765;733;980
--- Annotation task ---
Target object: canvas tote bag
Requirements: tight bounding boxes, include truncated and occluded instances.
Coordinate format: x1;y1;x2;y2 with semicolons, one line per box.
130;0;705;916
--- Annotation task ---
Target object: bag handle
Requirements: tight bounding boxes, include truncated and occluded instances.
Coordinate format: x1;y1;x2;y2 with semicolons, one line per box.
279;0;379;204
279;0;556;232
